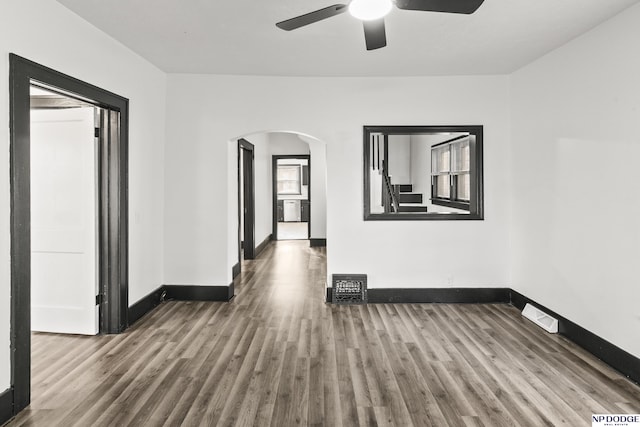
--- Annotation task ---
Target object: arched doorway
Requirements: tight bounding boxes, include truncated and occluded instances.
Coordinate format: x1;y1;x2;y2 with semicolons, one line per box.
229;131;327;280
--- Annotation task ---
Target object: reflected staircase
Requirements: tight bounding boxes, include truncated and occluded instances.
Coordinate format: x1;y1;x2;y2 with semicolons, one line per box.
396;184;428;213
376;157;428;214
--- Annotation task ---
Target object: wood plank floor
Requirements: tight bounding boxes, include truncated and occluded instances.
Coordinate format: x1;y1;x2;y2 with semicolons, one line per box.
6;240;640;426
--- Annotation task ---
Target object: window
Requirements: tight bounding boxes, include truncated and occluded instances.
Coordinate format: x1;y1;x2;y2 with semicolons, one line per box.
431;136;471;210
277;165;302;195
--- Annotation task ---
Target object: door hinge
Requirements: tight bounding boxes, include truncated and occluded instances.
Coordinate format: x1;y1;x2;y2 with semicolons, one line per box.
96;294;104;305
95;127;100;138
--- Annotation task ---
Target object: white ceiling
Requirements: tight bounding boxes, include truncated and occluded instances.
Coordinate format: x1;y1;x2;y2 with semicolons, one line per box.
57;0;639;76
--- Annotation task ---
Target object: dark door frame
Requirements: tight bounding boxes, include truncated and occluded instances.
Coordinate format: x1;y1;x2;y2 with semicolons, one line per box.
238;139;256;268
272;154;311;240
9;54;129;414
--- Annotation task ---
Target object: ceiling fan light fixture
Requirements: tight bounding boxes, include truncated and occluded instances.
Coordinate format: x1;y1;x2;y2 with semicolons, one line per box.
348;0;393;21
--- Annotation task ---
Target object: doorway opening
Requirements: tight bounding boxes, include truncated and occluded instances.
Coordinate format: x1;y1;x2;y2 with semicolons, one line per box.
229;130;327;286
273;155;311;241
9;54;129;414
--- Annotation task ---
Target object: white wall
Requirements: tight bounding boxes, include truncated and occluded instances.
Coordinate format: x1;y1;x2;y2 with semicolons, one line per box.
388;135;411;185
510;3;640;358
0;0;167;391
370;169;384;214
269;132;309;155
409;135;431;201
254;135;272;246
164;74;511;289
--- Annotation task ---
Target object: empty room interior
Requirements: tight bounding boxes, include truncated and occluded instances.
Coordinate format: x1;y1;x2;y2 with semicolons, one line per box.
1;0;640;426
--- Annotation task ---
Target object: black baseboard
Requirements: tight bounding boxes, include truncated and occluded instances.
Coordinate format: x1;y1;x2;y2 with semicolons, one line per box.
509;289;640;385
367;287;510;304
0;388;13;426
255;234;273;257
164;284;234;302
232;262;240;280
325;287;510;304
128;284;234;327
128;286;165;326
310;238;327;247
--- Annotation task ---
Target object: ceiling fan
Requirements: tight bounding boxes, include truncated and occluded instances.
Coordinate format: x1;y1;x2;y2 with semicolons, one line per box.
276;0;484;51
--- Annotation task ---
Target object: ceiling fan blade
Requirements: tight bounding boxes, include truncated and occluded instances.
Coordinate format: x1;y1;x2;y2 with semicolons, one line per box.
395;0;484;14
363;19;387;50
276;4;348;31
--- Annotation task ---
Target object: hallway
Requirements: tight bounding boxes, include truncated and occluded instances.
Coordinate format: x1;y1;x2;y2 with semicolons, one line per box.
6;240;640;426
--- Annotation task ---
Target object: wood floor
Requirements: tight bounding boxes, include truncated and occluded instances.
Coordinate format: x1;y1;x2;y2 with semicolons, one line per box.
277;222;309;240
6;240;640;426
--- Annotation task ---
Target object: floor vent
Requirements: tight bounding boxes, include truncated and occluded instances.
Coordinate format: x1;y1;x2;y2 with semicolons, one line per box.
332;274;367;304
522;303;558;333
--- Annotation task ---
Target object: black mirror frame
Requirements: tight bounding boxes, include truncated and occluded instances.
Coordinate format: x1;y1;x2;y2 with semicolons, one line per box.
363;125;484;221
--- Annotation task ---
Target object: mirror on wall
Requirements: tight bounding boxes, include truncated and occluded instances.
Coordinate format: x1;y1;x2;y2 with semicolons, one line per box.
363;125;484;220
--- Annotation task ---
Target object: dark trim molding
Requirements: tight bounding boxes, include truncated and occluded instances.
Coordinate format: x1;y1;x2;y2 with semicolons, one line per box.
310;238;327;247
164;284;234;302
0;388;13;426
363;125;484;221
255;234;273;257
9;53;129;414
368;288;510;304
232;262;241;280
238;139;256;264
325;287;510;304
509;290;640;385
128;287;165;326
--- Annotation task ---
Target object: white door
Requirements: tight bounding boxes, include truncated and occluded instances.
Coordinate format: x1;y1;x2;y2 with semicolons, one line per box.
30;107;99;335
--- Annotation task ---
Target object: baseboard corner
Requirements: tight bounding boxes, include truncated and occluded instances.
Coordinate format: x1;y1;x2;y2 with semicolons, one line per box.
0;387;13;425
310;238;327;247
128;286;165;327
232;262;241;280
255;234;273;257
164;284;234;302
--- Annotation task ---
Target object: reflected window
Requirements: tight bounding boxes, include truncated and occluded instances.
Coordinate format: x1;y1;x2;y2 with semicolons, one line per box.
277;165;302;195
431;136;471;209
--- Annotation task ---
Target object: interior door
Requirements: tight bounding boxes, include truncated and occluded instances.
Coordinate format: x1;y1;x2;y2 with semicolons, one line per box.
30;106;99;335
